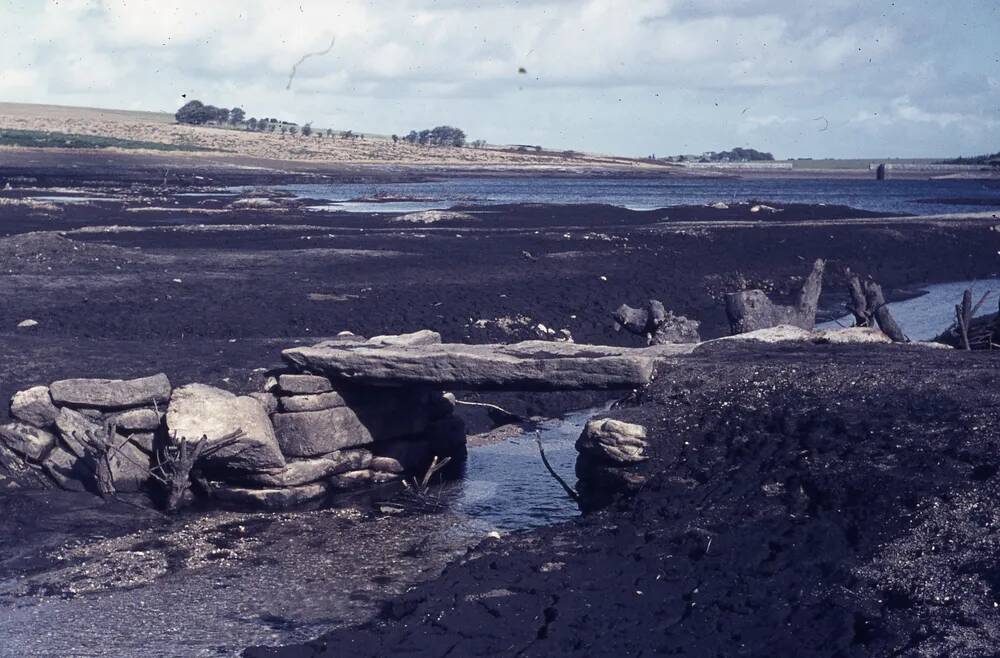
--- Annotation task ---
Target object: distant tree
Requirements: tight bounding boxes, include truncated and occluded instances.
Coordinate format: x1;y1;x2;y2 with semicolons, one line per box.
279;125;288;135
405;125;466;147
301;123;312;137
229;107;246;125
212;107;229;124
326;128;334;138
288;125;298;136
341;130;354;139
268;122;277;133
470;139;486;149
247;117;258;131
391;134;399;144
175;100;214;125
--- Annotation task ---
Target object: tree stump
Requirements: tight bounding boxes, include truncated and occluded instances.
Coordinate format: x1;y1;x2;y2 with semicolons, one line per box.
725;259;825;334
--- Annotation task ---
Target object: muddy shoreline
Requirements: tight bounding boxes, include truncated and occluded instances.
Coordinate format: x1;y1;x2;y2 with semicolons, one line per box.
1;152;999;656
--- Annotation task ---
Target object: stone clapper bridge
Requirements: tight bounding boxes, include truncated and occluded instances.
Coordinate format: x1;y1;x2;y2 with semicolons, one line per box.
0;330;689;510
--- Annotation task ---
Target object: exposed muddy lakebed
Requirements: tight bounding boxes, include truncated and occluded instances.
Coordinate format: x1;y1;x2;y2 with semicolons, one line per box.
0;406;600;657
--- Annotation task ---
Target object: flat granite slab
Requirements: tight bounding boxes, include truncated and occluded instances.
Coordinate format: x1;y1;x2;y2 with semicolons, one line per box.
282;339;695;390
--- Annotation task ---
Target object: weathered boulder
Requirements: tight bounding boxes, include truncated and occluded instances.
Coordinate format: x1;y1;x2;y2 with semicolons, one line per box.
10;386;60;428
55;407;103;458
278;374;333;395
0;422;57;462
49;373;171;411
243;448;372;487
104;408;162;433
282;339;694;390
166;384;285;472
272;389;433;457
278;391;347;413
212;481;330;510
41;445;91;492
576;418;649;465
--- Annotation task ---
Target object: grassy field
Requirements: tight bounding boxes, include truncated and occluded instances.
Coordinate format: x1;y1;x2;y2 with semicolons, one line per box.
0;128;206;152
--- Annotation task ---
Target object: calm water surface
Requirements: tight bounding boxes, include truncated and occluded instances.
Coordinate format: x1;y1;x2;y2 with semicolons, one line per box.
273;176;1000;216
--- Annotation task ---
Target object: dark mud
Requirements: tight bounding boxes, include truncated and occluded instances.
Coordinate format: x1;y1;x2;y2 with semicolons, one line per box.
251;342;1000;658
1;154;999;657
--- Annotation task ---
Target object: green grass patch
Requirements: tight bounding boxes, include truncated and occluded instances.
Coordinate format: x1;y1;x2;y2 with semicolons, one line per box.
0;128;205;152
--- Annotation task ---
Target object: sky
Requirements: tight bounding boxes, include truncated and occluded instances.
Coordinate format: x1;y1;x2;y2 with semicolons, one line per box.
0;0;998;159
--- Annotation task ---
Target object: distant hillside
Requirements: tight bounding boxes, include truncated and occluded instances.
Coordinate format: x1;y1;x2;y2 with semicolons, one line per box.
939;152;1000;166
0;102;675;172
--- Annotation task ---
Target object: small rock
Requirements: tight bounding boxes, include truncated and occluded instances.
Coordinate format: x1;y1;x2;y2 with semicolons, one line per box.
328;469;373;491
367;330;442;347
278;374;333;395
576;418;649;465
16;319;39;329
10;386;60;428
278;391;347;413
104;408;163;433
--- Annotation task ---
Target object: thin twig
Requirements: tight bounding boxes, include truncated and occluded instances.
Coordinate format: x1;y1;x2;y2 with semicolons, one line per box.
535;431;579;502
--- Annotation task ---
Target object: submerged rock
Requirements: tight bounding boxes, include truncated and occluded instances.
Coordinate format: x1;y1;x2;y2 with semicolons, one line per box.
166;384;285;472
49;373;171;411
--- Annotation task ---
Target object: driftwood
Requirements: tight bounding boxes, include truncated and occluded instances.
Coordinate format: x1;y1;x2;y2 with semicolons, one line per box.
150;430;243;512
612;300;701;344
955;289;991;350
863;281;907;342
535;430;579;502
725;259;825;334
845;271;872;327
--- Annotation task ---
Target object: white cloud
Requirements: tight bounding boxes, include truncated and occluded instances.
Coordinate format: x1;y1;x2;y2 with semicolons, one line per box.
0;0;997;157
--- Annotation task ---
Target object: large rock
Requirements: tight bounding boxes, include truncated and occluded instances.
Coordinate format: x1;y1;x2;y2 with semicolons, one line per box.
282;339;695;391
272;388;432;457
10;386;60;428
50;373;171;410
243;448;372;487
166;384;285;472
576;418;649;465
0;422;57;462
328;469;373;491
